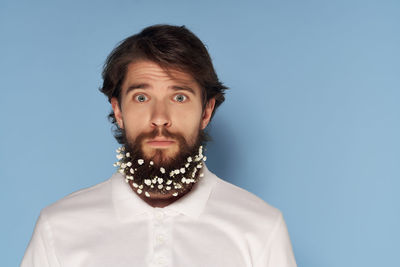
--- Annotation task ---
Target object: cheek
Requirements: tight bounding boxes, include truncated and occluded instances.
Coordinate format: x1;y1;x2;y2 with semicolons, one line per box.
122;108;149;137
173;108;202;135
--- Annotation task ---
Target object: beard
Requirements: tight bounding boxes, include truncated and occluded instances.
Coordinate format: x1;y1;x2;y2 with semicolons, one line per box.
114;127;209;198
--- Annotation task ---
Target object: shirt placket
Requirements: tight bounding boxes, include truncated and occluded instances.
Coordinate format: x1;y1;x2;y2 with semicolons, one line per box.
149;208;174;267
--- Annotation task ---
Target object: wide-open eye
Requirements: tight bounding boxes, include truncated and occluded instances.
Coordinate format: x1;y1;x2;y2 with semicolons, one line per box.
173;94;187;102
134;94;148;102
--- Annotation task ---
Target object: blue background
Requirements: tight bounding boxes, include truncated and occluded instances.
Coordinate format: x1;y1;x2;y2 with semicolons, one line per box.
1;0;399;266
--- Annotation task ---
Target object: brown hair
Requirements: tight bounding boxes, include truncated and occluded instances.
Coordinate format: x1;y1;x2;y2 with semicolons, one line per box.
99;24;228;144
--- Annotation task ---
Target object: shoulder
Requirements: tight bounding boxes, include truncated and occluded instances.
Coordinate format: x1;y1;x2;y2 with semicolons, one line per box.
40;174;114;221
206;171;283;235
212;174;281;219
204;171;289;261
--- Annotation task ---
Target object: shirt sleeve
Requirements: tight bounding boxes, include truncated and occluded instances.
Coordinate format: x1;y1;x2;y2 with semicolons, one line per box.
20;211;60;267
255;212;297;267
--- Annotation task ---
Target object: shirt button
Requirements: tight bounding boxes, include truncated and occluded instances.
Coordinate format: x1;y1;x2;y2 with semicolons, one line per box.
155;256;165;265
156;234;165;244
155;211;164;221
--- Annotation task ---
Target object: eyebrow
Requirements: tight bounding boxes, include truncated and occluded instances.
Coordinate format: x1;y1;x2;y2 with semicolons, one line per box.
124;83;197;96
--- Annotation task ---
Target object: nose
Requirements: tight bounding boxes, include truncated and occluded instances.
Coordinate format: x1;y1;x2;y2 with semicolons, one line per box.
150;100;172;128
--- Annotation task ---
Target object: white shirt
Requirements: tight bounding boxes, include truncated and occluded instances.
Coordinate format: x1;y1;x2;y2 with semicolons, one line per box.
21;164;297;267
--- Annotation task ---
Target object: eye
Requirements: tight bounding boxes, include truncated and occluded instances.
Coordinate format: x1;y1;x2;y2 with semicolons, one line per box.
173;94;187;102
134;94;148;102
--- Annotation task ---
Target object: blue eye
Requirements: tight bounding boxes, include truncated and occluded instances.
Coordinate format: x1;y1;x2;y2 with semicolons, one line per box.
135;94;148;102
174;94;187;102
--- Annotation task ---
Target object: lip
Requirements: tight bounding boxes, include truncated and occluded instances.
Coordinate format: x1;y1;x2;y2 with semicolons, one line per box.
148;138;175;142
146;139;175;147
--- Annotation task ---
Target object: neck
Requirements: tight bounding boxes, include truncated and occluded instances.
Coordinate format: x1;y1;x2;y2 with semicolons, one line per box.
132;183;194;207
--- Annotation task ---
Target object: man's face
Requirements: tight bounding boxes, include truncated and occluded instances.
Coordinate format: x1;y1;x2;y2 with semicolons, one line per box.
111;60;215;165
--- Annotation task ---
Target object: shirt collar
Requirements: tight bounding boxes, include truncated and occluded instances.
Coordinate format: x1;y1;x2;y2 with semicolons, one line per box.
112;163;217;221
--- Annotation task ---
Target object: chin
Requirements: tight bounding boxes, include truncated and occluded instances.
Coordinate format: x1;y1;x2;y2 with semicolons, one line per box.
146;149;178;165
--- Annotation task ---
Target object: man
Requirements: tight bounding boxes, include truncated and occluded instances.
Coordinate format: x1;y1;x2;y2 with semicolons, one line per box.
21;24;297;266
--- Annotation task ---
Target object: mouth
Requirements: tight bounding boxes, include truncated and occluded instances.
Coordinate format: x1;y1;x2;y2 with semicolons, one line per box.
146;139;175;147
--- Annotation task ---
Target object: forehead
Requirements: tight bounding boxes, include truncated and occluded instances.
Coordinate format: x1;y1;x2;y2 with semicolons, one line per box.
122;60;200;90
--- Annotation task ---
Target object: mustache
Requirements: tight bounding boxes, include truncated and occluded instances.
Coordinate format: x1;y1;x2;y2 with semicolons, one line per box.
134;127;188;147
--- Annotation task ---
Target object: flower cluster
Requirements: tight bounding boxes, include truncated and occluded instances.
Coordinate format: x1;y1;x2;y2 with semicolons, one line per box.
113;146;206;198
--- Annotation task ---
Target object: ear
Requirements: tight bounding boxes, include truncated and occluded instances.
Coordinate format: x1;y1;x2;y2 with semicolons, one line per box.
201;98;216;129
111;97;124;129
